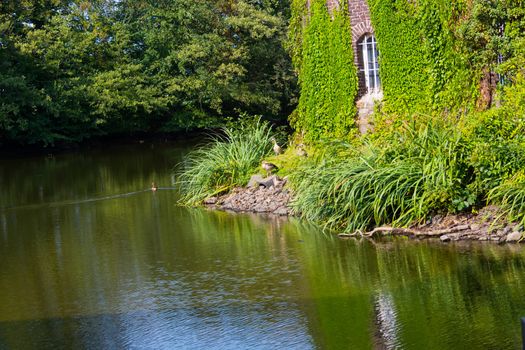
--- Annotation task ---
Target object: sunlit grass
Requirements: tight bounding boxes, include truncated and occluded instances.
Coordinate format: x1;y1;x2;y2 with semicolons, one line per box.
290;120;469;232
177;118;276;205
489;171;525;228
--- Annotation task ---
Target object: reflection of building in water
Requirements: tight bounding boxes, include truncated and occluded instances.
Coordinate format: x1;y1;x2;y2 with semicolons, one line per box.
374;292;400;350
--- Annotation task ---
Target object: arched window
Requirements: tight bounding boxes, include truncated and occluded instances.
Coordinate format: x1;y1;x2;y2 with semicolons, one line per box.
358;35;381;94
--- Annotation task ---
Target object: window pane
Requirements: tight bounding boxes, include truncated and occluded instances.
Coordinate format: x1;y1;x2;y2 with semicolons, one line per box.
368;72;375;89
361;34;381;93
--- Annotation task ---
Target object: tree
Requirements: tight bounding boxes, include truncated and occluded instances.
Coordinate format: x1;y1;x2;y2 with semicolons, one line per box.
0;0;296;146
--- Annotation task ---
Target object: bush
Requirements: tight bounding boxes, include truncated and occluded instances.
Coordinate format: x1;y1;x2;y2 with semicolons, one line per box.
177;117;276;205
460;75;525;199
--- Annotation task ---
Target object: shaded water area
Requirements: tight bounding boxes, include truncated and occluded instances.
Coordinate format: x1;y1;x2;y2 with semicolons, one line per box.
1;140;525;350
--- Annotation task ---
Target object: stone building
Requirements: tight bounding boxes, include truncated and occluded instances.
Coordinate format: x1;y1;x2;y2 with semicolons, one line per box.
326;0;380;133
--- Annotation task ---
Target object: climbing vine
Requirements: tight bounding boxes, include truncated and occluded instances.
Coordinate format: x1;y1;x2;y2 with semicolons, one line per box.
367;0;478;120
289;0;358;142
287;0;309;74
287;0;525;140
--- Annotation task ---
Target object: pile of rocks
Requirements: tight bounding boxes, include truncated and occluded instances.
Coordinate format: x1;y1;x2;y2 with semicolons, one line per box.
204;175;293;216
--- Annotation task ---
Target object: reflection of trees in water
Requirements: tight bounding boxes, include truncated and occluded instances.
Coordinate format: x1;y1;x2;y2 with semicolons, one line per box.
1;211;7;241
0;141;189;209
2;170;525;350
0;190;179;321
296;237;525;349
374;241;525;349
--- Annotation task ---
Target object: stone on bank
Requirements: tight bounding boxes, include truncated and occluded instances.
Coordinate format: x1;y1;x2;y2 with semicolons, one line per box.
206;175;293;216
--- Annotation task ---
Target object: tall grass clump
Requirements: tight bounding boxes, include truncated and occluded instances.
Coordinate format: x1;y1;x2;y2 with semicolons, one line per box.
177;117;275;205
290;120;471;232
489;171;525;227
481;76;525;225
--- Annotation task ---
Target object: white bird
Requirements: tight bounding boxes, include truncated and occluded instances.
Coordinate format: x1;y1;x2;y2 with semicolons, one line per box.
271;137;282;155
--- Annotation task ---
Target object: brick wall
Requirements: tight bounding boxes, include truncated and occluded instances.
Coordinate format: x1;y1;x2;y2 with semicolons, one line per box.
347;0;373;98
326;0;340;12
325;0;374;98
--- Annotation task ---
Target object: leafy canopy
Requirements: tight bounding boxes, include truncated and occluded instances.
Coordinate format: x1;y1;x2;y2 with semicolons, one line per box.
0;0;296;146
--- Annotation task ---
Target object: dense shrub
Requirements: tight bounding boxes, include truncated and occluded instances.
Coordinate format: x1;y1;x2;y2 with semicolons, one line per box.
461;73;525;199
291;91;525;232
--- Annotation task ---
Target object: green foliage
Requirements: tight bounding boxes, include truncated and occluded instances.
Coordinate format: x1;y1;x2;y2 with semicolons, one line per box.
284;0;525;142
291;90;525;232
287;0;525;141
489;171;525;229
457;0;525;80
287;0;308;73
283;0;525;232
461;73;525;198
0;0;296;146
177;117;276;205
367;0;525;122
290;0;358;142
368;0;477;117
291;120;472;232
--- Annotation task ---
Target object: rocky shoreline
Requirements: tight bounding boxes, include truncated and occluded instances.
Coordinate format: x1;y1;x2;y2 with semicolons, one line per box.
426;209;524;244
204;176;524;244
204;175;293;216
339;206;524;244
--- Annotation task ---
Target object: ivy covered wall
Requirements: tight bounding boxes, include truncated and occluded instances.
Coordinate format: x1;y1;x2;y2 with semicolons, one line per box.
366;1;479;118
289;0;358;142
288;0;525;141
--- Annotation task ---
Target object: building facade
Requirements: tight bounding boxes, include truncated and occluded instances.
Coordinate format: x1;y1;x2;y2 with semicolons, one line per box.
326;0;379;97
325;0;380;132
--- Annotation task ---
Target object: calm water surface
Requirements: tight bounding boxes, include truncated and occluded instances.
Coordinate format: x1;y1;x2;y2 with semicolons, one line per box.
1;140;525;349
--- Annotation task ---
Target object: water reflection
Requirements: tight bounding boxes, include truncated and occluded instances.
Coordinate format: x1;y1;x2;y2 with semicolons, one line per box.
0;142;525;349
374;292;399;349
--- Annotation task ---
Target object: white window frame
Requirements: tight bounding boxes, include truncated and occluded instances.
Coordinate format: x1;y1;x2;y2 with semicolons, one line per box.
359;35;381;94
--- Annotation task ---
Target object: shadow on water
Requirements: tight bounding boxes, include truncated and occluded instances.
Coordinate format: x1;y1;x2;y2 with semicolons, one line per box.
1;140;525;349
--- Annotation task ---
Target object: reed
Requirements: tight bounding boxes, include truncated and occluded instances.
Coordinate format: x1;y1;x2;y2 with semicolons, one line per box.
290;120;469;232
177;118;275;205
489;171;525;227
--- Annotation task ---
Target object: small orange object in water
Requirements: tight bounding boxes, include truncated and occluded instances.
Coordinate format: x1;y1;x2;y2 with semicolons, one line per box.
151;182;158;192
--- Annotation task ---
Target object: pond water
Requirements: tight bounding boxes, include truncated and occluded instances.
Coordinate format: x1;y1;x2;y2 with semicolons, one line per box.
1;140;525;350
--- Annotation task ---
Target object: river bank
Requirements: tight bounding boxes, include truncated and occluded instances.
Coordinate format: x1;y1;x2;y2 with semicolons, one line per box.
338;205;524;243
204;175;293;216
204;177;524;244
